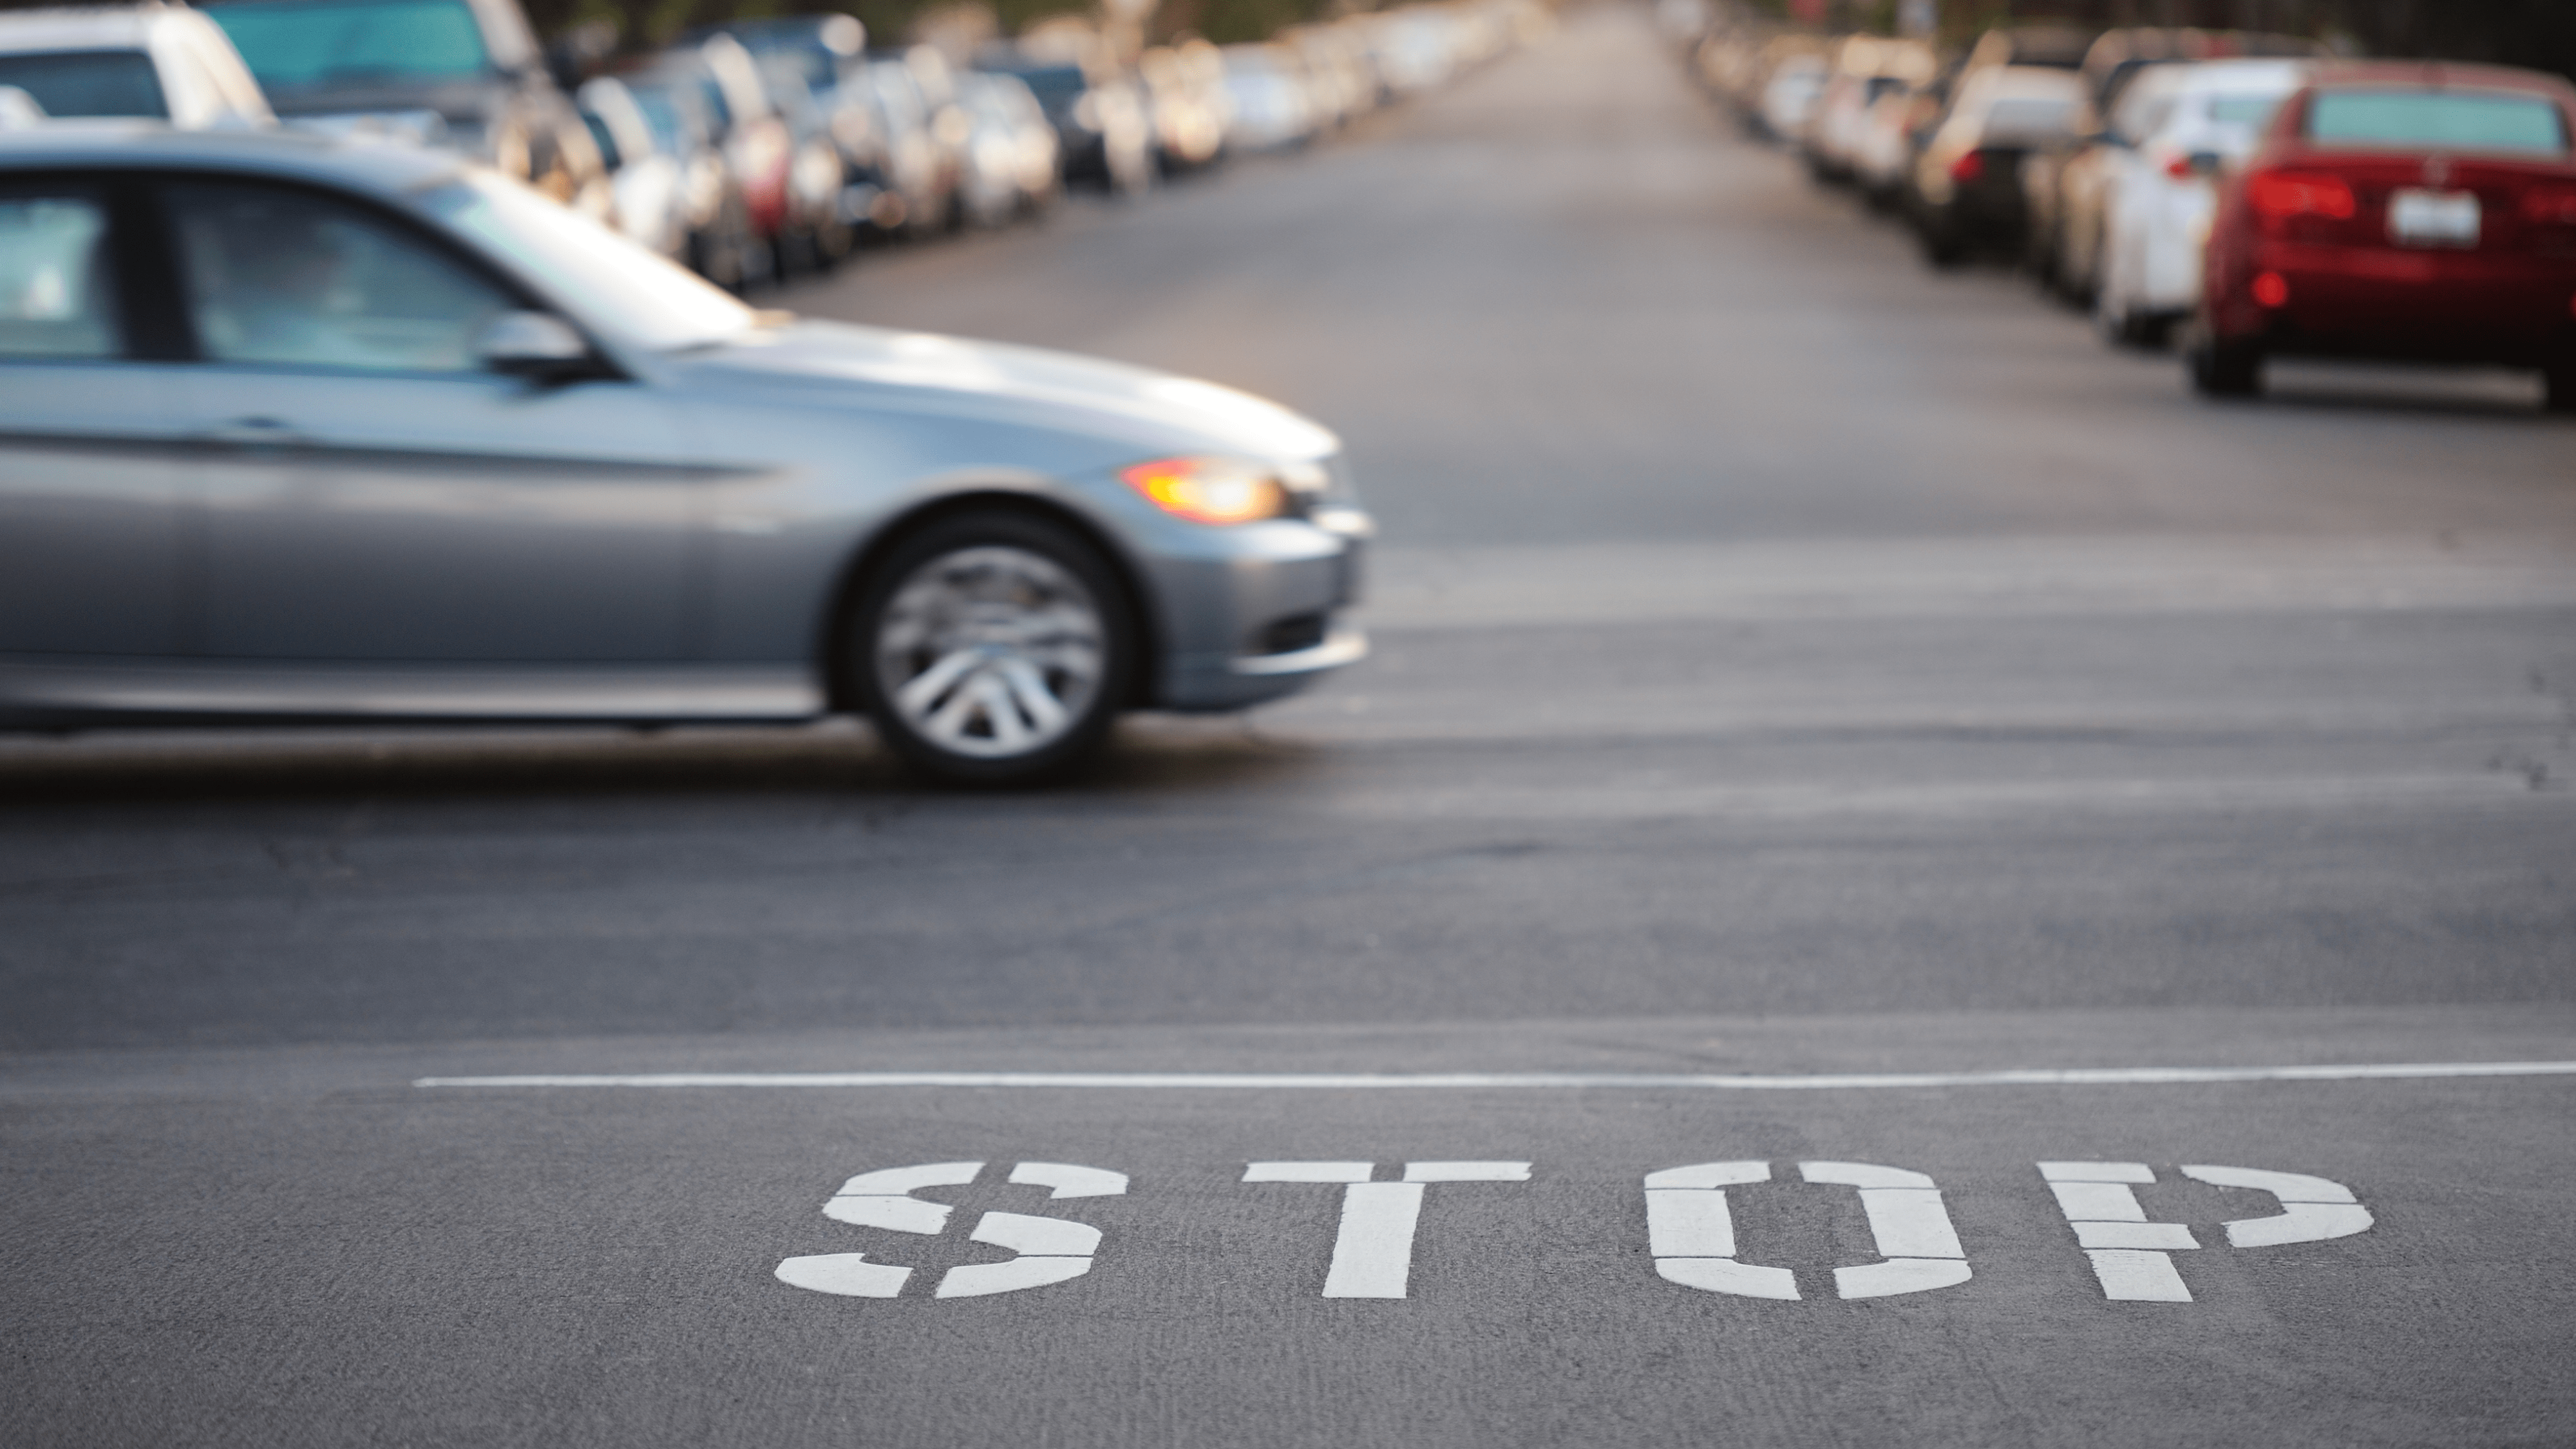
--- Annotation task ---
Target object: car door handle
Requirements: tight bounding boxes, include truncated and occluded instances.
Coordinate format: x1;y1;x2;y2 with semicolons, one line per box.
200;417;314;449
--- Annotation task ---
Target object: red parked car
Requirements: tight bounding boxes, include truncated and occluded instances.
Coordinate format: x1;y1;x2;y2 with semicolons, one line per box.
2189;62;2576;411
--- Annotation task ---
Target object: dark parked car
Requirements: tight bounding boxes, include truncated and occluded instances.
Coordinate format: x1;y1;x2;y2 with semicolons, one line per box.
200;0;607;216
978;53;1155;196
1908;62;2088;266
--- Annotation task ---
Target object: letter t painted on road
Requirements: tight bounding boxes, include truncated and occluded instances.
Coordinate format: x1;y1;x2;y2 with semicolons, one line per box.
1244;1160;1532;1298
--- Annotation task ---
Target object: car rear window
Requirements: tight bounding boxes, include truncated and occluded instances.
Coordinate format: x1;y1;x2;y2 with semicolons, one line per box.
206;0;489;92
2307;90;2570;155
1984;96;2074;138
0;49;167;118
2205;94;2282;129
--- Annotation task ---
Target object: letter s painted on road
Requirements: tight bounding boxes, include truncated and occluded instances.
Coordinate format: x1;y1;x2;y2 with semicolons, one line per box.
775;1160;1128;1300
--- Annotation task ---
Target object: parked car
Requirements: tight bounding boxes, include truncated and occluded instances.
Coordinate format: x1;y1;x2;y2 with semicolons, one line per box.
2092;58;2311;346
576;75;688;264
1803;35;1933;185
2190;62;2576;410
618;73;760;290
864;50;965;234
1908;63;2088;266
0;127;1373;783
976;52;1154;197
1139;41;1228;174
200;0;606;216
0;5;271;129
953;70;1059;227
688;17;885;252
1220;43;1319;155
2025;28;2325;305
647;34;795;279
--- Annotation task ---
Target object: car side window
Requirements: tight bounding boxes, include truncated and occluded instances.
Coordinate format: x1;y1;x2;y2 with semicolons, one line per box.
165;180;511;374
0;191;121;361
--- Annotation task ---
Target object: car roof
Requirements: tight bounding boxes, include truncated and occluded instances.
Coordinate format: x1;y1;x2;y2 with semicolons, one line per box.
0;6;182;53
0;122;464;195
2305;61;2576;100
2169;58;2312;92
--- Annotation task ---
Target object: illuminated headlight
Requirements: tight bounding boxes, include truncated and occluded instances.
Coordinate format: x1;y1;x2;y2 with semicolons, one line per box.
1119;456;1302;525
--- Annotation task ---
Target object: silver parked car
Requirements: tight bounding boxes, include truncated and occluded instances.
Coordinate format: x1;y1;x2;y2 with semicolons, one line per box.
0;128;1370;782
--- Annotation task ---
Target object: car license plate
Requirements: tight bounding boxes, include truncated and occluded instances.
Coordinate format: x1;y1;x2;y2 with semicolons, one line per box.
2387;188;2479;247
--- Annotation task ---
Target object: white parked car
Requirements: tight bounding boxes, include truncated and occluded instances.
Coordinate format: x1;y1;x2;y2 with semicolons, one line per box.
2094;57;2311;346
577;75;690;265
0;5;269;129
1220;44;1318;154
1758;52;1829;143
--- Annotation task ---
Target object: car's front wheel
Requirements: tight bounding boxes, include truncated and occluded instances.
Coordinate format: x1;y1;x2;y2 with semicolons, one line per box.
852;511;1135;786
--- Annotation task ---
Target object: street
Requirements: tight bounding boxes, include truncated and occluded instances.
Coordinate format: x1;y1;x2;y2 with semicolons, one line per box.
5;5;2575;1445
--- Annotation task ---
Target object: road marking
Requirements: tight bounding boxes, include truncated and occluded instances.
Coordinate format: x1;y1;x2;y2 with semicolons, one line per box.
777;1160;1124;1302
2039;1161;2197;1302
2179;1164;2373;1249
1649;1161;1972;1301
1247;1160;1532;1298
417;1061;2576;1090
1647;1159;1798;1299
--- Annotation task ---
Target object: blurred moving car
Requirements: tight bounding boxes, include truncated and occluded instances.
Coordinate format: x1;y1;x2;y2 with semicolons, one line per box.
1909;63;2087;266
2190;62;2576;410
0;128;1374;783
2092;58;2311;346
0;5;271;129
200;0;606;215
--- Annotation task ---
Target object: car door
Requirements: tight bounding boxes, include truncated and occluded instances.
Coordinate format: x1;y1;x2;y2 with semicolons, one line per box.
0;176;193;659
156;175;699;664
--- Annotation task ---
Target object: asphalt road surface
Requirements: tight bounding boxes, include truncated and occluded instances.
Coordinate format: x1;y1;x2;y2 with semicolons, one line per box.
6;6;2575;1446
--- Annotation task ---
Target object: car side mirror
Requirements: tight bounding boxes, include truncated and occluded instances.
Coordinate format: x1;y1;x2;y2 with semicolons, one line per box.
476;310;600;383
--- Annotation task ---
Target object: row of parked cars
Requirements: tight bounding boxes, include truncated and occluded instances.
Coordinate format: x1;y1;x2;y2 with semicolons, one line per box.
1672;6;2576;413
0;0;1550;294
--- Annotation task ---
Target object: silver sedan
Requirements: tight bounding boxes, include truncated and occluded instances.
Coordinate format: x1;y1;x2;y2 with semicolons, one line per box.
0;128;1369;783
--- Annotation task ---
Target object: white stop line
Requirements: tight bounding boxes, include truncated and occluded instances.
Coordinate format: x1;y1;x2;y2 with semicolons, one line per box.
413;1060;2576;1090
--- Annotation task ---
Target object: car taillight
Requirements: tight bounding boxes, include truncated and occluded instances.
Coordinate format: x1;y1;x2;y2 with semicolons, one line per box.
2248;170;2356;220
2163;153;2195;180
2523;186;2576;225
2251;271;2289;307
1949;151;1984;184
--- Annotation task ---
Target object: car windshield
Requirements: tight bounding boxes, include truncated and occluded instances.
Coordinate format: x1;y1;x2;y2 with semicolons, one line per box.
2307;90;2570;155
207;0;491;93
1985;96;2074;138
625;85;698;152
2205;93;2283;129
0;49;166;118
422;172;755;351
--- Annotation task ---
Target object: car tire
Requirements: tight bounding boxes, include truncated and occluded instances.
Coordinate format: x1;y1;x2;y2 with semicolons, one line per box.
2188;332;2264;399
851;510;1136;787
2544;356;2576;415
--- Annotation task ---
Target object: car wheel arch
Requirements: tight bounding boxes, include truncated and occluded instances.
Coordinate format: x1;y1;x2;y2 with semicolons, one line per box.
817;488;1166;717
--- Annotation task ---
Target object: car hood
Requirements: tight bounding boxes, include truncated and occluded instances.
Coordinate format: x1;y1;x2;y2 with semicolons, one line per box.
676;319;1342;461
